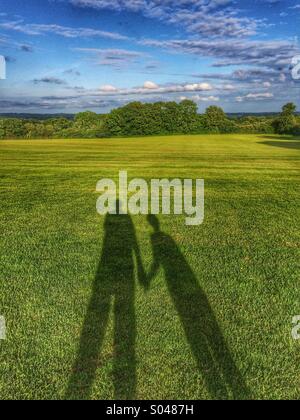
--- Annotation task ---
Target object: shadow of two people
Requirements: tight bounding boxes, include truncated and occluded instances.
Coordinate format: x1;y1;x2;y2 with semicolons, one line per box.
66;202;251;400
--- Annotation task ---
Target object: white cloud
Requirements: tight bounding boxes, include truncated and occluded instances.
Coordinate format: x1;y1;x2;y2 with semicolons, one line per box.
236;92;274;102
100;84;118;92
279;73;287;82
222;84;235;90
143;81;159;89
192;95;220;102
68;0;261;38
89;81;214;96
184;83;213;91
74;48;147;68
0;20;128;40
140;38;299;71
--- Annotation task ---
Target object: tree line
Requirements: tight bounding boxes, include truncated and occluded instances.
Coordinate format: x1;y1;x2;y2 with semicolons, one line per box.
0;100;299;139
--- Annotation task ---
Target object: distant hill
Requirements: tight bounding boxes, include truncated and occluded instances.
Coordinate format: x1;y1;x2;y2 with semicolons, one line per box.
227;112;280;117
1;112;299;120
0;113;75;120
227;112;300;118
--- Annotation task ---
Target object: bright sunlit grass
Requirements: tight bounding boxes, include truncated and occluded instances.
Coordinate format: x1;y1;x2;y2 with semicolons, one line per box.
0;134;299;400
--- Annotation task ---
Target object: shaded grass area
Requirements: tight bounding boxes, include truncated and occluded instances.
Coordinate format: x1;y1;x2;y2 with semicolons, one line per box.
0;134;299;400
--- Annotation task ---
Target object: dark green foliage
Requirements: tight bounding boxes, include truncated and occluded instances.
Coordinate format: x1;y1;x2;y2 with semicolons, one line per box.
0;102;297;139
235;116;274;134
74;111;103;134
104;100;199;136
292;124;300;136
282;103;297;114
273;103;297;134
104;101;272;137
202;106;234;133
0;118;28;138
0;113;106;139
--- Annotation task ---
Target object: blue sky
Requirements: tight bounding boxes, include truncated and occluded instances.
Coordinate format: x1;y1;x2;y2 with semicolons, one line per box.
0;0;299;113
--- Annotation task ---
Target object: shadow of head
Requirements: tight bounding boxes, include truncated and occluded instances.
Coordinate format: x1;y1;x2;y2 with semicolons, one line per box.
147;215;161;232
116;199;122;214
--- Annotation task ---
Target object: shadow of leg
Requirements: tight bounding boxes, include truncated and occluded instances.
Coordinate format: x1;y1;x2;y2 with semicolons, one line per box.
148;224;251;400
207;327;252;400
113;280;136;400
66;285;111;400
175;290;230;400
66;208;140;400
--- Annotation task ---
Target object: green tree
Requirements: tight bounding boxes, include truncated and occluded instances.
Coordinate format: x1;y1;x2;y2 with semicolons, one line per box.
282;103;297;115
74;111;105;137
104;100;202;137
273;103;297;134
203;106;235;133
178;100;199;133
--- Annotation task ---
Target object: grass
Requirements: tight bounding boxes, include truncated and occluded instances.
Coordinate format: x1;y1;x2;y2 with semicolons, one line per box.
0;133;299;400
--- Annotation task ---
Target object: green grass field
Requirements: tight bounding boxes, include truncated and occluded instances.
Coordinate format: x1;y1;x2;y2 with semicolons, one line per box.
0;134;299;400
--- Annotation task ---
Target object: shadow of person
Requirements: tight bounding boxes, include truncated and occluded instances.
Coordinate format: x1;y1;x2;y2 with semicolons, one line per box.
66;200;146;400
146;215;251;400
260;140;300;150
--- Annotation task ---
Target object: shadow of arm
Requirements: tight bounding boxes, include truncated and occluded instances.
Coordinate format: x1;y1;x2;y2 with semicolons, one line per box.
145;260;160;289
